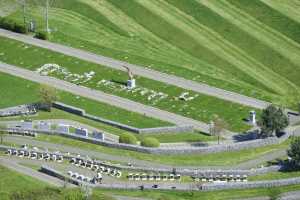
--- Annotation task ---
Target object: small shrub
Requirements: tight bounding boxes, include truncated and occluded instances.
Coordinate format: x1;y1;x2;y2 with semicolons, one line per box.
13;23;28;34
119;133;137;145
35;31;49;40
0;17;27;34
0;17;15;31
141;137;160;147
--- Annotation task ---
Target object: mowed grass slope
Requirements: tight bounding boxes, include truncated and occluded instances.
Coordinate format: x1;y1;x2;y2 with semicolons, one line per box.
4;0;300;108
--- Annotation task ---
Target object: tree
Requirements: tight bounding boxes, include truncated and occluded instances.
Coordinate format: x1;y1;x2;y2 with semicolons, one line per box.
287;136;300;168
39;84;58;111
210;115;227;145
259;105;289;137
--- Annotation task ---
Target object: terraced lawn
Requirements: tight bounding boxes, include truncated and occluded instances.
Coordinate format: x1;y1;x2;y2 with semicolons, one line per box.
0;164;48;200
3;162;300;200
0;164;114;200
249;170;300;181
0;71;170;128
0;36;255;132
97;185;300;200
3;0;300;108
35;134;291;167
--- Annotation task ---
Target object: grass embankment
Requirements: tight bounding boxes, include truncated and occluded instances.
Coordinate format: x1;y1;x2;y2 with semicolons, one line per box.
0;164;115;200
0;36;255;132
35;134;290;167
249;170;300;181
0;71;215;143
3;163;300;200
5;0;300;108
96;185;300;200
0;71;170;129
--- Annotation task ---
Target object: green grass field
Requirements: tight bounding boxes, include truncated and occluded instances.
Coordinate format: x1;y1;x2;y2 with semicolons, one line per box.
0;36;256;132
0;164;48;200
249;170;300;181
3;0;300;109
0;71;170;128
97;185;300;200
0;164;115;200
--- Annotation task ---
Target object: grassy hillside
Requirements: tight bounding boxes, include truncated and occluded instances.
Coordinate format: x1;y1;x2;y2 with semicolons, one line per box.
3;0;300;108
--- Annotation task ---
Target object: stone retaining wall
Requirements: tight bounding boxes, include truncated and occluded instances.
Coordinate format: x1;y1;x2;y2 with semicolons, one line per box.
40;166;300;191
202;177;300;191
41;165;81;186
53;102;193;134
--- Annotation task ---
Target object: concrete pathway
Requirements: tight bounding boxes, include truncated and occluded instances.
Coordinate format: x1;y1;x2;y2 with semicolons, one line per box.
0;28;270;109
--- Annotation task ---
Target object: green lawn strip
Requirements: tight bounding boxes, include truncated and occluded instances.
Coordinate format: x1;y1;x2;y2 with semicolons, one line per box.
96;184;300;200
227;0;300;44
249;171;300;181
0;164;49;199
166;0;300;99
18;161;41;171
34;134;290;167
0;71;170;128
0;36;255;132
136;132;218;143
0;108;216;143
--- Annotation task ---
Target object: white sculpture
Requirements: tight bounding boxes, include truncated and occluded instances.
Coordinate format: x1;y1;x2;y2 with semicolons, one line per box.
123;65;136;89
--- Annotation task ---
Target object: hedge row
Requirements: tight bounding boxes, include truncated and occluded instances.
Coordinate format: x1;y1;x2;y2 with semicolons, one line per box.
0;17;27;34
34;31;49;40
141;137;160;147
119;133;160;148
119;133;137;145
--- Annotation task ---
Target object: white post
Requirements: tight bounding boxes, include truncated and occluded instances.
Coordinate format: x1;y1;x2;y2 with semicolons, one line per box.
250;111;256;125
22;0;26;27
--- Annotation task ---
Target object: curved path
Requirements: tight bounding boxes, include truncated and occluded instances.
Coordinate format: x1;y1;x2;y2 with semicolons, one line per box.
0;28;270;110
3;135;289;171
0;61;209;132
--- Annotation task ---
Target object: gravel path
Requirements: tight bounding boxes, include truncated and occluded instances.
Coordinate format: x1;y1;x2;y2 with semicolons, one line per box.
0;28;270;110
0;61;209;132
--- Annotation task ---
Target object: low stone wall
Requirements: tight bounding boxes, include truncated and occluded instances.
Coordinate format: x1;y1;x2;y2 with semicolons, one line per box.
1;126;291;155
202;177;300;191
38;166;300;192
52;102;85;116
41;165;80;186
53;102;193;134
